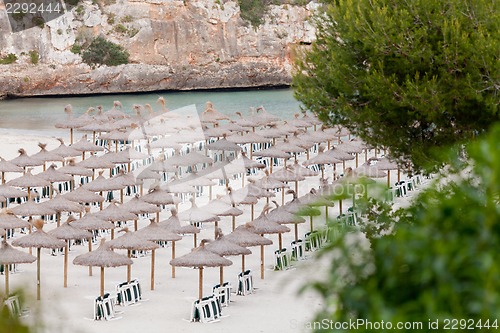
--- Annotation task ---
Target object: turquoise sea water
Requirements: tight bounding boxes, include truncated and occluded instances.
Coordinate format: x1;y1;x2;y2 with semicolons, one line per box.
0;88;302;132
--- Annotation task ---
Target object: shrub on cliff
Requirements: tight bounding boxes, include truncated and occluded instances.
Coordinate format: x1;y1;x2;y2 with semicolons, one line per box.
81;37;129;68
0;53;18;65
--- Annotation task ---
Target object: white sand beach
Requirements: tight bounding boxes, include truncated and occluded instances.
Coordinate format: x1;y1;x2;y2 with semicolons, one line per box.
0;118;418;333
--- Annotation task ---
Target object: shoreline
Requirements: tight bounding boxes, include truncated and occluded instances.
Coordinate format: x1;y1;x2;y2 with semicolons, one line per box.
0;85;292;101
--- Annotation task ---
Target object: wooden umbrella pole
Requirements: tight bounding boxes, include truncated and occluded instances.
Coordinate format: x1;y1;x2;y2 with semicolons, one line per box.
295;181;299;197
36;247;41;301
339;199;343;214
5;265;9;296
251;204;254;221
56;212;61;227
219;266;223;285
281;186;285;205
214;221;218;239
232;216;236;231
356;153;359;168
64;241;68;288
70;128;73;145
100;266;105;298
310;215;314;232
150;248;155;290
88;240;92;276
172;241;176;278
387;170;391;188
198;267;203;300
134;219;138;231
294;224;299;243
325;206;329;221
193;233;197;248
120;189;124;204
279;233;283;250
241;254;245;273
260;243;264;279
127;249;131;283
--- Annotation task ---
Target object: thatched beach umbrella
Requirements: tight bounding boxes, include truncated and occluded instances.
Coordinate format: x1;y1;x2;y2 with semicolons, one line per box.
123;194;161;230
70;135;104;160
160;209;199;277
54;105;91;144
48;216;92;287
206;199;243;231
268;199;305;245
108;228;159;283
374;157;399;187
49;138;81;160
205;228;251;284
0;239;36;295
170;239;232;299
93;202;137;239
12;219;66;300
9;149;43;169
37;164;73;198
58;159;94;177
0;209;31;230
136;219;182;289
0;157;24;184
43;195;85;226
7;168;51;201
253;147;291;173
141;185;180;223
247;204;289;278
32;143;64;171
73;238;133;298
224;225;272;273
179;198;220;240
0;185;27;203
62;187;105;205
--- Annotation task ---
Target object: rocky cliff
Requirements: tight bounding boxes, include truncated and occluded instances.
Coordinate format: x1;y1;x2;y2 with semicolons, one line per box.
0;0;317;98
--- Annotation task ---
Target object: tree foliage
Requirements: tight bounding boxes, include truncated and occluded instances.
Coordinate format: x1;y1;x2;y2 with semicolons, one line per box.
81;37;129;68
293;0;499;170
304;124;500;331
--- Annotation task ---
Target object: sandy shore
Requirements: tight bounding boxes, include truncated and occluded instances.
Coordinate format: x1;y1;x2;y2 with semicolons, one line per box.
0;128;417;333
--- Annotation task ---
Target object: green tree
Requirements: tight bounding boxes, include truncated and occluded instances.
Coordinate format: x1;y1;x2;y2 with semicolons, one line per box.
293;0;499;170
304;124;500;332
81;37;129;67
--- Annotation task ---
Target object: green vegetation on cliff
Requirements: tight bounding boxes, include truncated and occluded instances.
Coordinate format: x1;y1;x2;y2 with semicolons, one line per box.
81;37;129;67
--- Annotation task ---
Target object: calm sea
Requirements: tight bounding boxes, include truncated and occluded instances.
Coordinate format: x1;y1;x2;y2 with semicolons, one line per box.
0;88;302;132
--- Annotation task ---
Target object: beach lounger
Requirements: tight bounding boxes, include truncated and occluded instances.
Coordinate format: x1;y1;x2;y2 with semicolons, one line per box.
94;293;118;321
116;279;142;306
237;270;253;295
190;295;222;323
291;239;305;260
274;248;291;270
212;282;232;307
3;295;28;318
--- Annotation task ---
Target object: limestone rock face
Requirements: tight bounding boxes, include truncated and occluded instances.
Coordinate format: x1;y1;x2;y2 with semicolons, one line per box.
0;0;317;98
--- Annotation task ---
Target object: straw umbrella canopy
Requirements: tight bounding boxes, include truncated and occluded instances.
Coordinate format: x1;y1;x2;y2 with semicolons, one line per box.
12;219;66;300
273;140;306;162
82;172;126;209
48;216;92;287
205;228;251;284
353;163;388;179
108;170;142;203
298;188;333;231
7;168;51;201
32;143;64;170
170;239;232;299
62;186;105;205
337;139;366;168
43;195;85;226
226;132;270;158
374;157;400;186
0;185;27;201
70;135;105;155
0;239;36;295
58;159;94;177
71;212;115;231
107;227;159;283
224;225;272;273
247;205;289;278
9;148;44;169
0;157;24;184
37;164;73;199
206;138;242;152
303;149;343;179
233;111;261;129
77;155;115;170
267;200;305;244
10;200;56;219
323;147;355;176
178;198;220;240
93;202;137;239
160;208;199;245
254;106;281;124
205;199;243;224
0;209;31;230
141;185;180;222
54;105;91;144
73;238;133;298
253;148;291;173
203;126;232;139
49;138;81;159
123;194;161;231
135;219;182;289
269;167;306;204
201;102;230;124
